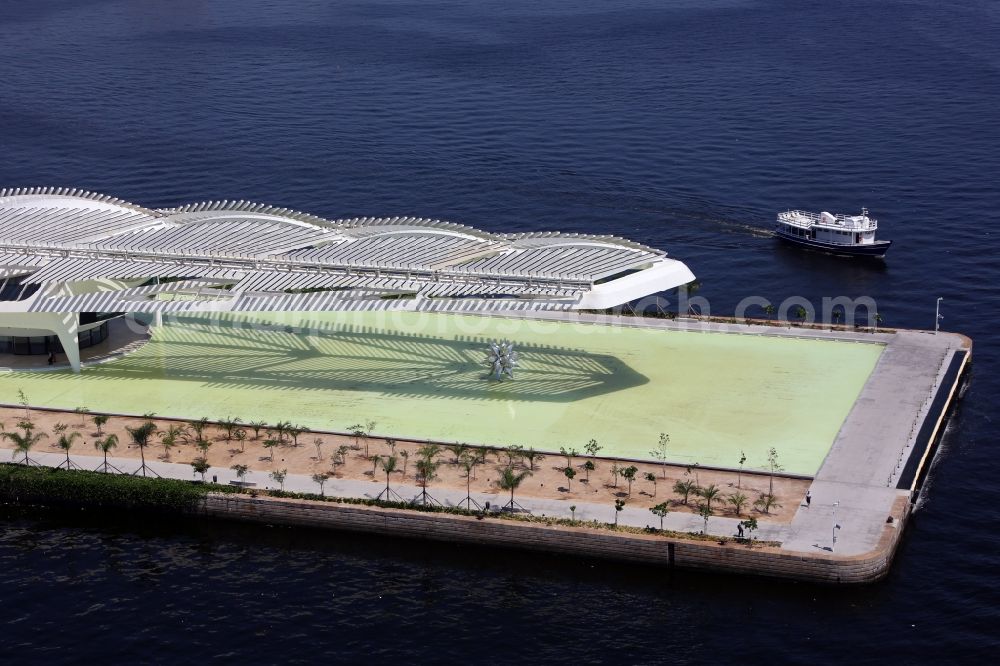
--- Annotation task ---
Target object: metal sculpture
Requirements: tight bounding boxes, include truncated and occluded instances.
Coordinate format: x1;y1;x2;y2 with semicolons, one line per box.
485;340;519;380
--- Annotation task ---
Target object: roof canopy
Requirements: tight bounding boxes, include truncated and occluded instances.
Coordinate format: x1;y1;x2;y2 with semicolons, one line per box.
0;187;695;314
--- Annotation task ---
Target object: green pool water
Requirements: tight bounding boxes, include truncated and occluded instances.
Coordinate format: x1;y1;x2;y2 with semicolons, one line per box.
0;312;883;475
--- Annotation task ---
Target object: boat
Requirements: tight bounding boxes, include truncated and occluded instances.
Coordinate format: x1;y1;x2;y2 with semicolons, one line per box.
775;208;891;257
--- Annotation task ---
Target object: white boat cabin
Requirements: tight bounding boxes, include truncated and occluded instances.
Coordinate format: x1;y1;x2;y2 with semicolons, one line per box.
776;209;879;246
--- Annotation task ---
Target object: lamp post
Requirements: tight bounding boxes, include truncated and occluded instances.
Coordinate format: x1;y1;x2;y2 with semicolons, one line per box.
935;297;944;334
832;500;840;552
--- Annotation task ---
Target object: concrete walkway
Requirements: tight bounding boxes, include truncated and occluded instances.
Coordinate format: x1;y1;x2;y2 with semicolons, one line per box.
781;330;965;555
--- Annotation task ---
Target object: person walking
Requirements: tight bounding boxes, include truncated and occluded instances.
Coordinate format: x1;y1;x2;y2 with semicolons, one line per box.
805;490;812;507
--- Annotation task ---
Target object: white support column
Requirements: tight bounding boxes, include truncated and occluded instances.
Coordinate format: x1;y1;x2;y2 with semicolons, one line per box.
50;312;81;373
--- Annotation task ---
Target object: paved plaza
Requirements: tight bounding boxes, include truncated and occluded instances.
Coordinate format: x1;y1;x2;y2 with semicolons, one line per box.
0;311;882;475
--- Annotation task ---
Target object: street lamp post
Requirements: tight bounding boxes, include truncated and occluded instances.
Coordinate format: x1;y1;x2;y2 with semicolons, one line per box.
832;500;840;552
935;297;944;334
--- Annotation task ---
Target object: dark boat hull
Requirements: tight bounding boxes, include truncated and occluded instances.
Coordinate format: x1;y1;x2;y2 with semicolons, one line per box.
775;230;891;257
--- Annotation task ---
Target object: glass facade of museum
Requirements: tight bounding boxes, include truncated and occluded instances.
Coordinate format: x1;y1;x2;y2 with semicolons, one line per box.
0;318;110;355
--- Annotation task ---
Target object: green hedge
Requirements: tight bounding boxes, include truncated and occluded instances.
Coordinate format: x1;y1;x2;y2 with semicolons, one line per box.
0;463;236;512
262;488;781;546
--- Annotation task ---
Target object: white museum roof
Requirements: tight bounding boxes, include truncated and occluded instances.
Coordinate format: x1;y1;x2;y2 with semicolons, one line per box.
0;187;695;313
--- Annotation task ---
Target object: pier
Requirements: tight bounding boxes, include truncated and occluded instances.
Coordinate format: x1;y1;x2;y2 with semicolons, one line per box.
1;310;969;583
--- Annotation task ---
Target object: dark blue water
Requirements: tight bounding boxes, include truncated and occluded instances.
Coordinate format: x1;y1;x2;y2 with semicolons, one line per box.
1;0;998;660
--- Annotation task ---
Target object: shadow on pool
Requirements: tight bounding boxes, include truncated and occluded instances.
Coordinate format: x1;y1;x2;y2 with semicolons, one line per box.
40;314;649;403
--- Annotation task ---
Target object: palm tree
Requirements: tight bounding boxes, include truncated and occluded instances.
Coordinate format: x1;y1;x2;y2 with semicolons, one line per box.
763;303;776;319
126;421;159;477
754;493;781;515
417;443;442;463
413;456;441;506
56;431;82;469
376;455;403;502
74;406;90;426
399;449;410;478
92;414;109;436
248;420;266;440
279;421;296;444
312;472;329;497
385;438;397;455
288;424;306;447
189;417;210;448
673;479;697;505
497;466;532;512
195;435;212;457
219;416;242;442
191;457;210;482
503;444;524;468
234;429;248;452
699;484;722;511
159;424;186;460
446;443;468;465
2;426;48;466
728;491;749;517
369;454;381;476
524;448;544;471
94;434;122;473
457;452;482;510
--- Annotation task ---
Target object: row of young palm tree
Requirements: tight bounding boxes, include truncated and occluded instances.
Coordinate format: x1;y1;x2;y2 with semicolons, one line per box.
4;406;788;527
672;478;781;516
331;438;536;513
0;413;158;477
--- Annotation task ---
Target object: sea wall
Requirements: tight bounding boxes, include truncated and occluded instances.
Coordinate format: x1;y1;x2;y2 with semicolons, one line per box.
200;493;913;585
